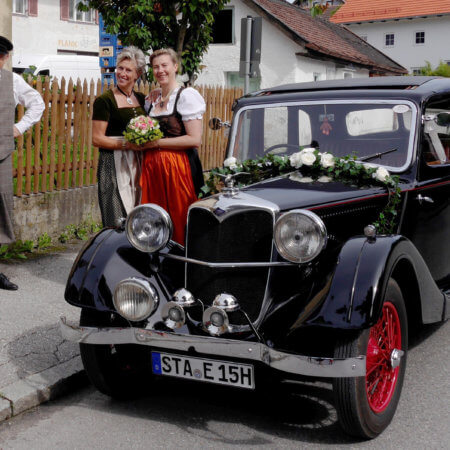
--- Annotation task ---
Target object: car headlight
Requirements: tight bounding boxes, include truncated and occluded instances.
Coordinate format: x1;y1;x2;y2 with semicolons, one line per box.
274;209;327;263
126;204;173;253
113;277;159;321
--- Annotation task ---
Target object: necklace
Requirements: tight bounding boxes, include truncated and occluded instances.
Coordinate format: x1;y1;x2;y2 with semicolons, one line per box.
159;87;176;108
117;85;134;105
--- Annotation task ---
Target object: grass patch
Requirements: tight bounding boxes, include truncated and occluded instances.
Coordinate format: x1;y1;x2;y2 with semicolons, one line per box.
0;219;102;261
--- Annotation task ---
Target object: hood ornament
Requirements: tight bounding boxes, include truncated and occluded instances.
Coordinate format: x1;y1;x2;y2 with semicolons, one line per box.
217;172;250;197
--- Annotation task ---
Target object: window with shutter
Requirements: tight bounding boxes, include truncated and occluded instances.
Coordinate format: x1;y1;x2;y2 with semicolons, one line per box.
29;0;38;16
60;0;69;21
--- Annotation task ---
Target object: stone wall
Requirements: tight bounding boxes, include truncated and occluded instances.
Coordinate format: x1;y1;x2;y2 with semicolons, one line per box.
13;186;101;242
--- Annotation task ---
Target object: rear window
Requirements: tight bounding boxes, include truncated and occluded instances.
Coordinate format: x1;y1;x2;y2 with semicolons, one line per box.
346;108;399;136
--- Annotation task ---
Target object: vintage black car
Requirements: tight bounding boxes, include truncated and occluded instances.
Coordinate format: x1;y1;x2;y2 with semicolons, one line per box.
61;77;449;439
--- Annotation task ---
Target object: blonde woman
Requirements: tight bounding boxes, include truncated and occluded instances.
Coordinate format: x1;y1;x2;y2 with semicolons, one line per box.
92;46;147;227
138;48;206;245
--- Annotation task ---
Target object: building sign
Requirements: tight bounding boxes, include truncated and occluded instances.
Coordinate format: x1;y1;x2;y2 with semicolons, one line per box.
58;36;98;52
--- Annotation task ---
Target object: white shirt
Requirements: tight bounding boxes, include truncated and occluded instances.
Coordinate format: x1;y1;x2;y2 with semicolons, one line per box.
146;87;206;121
13;72;45;135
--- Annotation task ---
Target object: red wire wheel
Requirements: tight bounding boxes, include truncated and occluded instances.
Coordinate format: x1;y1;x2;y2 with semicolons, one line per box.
366;301;402;413
333;279;408;439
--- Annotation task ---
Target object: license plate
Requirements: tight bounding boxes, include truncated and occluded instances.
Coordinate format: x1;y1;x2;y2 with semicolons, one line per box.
151;352;254;389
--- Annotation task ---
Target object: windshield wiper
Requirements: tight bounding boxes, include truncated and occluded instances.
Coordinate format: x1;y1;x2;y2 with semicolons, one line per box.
359;148;398;162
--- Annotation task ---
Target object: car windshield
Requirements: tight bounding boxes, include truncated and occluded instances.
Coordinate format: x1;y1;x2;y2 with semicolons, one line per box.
230;101;415;170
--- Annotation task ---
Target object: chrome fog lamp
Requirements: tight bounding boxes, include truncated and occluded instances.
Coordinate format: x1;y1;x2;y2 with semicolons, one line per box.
203;307;230;336
274;209;327;263
213;293;240;312
172;288;196;308
126;204;173;253
113;277;159;321
162;301;186;329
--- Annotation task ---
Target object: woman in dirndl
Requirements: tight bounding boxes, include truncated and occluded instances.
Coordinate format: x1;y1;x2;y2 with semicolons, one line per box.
92;46;147;227
138;48;205;245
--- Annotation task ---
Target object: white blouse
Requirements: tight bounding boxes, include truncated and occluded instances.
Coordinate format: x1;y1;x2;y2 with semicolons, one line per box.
13;72;45;135
146;87;206;121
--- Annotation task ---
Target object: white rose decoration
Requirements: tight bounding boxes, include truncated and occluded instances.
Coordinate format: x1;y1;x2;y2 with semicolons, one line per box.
289;152;303;169
289;172;304;182
223;156;238;170
373;167;390;182
318;175;332;183
363;163;377;170
299;151;316;166
298;176;314;183
300;147;315;153
320;152;335;168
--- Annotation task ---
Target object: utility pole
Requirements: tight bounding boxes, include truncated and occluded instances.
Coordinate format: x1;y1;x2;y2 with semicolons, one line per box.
239;16;262;95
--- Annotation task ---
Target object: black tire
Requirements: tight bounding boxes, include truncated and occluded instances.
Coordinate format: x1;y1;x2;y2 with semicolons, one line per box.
79;308;153;399
333;279;408;439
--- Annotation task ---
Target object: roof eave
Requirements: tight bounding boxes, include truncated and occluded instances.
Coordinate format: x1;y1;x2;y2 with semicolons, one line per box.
297;47;407;75
244;0;406;74
334;12;450;25
241;0;309;49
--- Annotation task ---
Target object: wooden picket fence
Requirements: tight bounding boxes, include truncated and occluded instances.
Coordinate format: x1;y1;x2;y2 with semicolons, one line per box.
13;76;242;197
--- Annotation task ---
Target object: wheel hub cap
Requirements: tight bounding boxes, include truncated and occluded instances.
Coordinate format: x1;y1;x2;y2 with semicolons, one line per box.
390;348;404;369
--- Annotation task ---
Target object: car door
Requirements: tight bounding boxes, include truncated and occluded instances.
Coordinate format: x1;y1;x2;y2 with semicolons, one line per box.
401;95;450;290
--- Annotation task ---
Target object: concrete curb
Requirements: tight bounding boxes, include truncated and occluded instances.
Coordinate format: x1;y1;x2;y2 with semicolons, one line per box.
0;356;88;423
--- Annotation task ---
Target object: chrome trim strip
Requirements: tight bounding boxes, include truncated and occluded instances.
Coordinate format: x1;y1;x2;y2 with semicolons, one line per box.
228;99;418;174
162;253;294;268
61;317;365;378
188;191;280;220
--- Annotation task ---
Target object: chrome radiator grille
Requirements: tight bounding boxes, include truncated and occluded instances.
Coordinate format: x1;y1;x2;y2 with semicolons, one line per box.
186;207;273;322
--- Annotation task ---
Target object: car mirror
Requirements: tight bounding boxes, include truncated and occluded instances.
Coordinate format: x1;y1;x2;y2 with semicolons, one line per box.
209;117;231;130
435;112;450;127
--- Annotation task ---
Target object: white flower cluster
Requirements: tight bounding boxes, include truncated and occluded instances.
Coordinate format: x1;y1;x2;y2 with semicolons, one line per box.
356;163;390;182
373;166;390;182
288;148;337;170
223;149;391;184
288;149;391;183
223;156;238;170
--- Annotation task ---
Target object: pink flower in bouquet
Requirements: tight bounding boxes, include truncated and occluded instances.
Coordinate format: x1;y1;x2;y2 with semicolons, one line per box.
123;115;164;145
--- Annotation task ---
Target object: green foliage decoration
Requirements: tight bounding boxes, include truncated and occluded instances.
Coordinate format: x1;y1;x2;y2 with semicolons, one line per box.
201;149;402;234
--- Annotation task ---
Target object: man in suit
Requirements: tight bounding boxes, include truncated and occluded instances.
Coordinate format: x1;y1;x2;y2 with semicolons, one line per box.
0;35;44;290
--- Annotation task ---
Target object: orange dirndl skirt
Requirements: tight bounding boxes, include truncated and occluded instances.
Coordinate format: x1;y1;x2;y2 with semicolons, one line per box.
140;148;198;245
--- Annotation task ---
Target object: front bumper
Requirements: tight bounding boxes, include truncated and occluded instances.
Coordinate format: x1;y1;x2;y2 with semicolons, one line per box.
60;317;365;378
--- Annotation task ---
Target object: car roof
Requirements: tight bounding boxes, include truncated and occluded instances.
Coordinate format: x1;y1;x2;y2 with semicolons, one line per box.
260;76;448;93
238;76;450;106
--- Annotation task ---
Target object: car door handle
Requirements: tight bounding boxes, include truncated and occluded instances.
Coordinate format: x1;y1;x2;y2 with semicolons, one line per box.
416;194;434;204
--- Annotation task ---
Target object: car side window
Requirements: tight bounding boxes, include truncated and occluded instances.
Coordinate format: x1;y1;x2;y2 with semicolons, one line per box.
423;99;450;166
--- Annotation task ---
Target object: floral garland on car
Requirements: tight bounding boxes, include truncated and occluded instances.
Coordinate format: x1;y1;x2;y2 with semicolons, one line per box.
201;148;402;234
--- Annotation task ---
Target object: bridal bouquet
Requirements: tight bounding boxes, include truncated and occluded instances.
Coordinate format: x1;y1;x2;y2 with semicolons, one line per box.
123;115;164;145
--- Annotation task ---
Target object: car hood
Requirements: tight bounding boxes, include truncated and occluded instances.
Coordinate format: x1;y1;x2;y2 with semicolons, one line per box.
236;173;386;212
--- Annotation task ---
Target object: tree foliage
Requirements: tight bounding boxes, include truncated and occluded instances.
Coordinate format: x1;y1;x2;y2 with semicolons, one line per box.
82;0;230;84
419;61;450;78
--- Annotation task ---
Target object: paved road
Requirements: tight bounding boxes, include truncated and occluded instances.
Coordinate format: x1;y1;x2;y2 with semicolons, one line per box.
0;318;448;449
0;244;83;391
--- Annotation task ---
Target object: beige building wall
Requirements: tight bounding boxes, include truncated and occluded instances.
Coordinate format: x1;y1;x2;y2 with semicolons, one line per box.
0;0;12;70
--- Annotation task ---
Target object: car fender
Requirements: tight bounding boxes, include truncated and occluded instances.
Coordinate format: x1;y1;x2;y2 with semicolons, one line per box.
64;228;181;312
306;235;446;329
